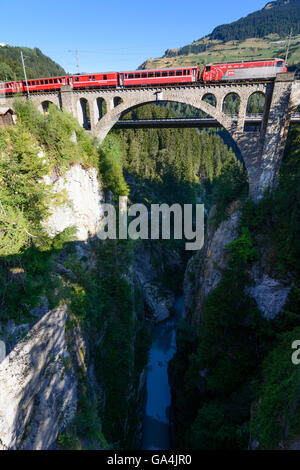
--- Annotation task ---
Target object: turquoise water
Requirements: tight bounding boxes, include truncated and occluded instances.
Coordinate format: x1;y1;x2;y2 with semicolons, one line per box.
142;297;184;450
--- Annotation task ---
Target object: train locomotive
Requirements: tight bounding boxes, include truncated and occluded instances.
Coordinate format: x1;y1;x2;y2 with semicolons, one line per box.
201;58;287;81
0;58;287;95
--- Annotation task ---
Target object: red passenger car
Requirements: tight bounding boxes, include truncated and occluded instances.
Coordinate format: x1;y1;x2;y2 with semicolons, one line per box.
23;76;70;93
71;72;118;89
120;66;199;87
0;80;22;95
201;58;287;81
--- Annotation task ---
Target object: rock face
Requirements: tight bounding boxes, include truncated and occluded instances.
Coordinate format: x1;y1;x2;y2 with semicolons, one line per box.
247;265;290;319
134;244;175;322
184;203;291;324
44;164;104;240
184;205;242;325
0;164;102;449
0;305;77;450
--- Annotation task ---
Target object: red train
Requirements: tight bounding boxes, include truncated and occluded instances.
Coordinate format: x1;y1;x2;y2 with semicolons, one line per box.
0;58;287;95
201;58;287;81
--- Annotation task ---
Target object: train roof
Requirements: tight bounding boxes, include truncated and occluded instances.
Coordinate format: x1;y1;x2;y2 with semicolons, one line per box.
205;58;285;66
119;66;198;73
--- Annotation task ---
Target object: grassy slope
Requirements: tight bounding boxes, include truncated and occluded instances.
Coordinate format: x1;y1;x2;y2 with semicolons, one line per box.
140;34;300;70
140;0;300;70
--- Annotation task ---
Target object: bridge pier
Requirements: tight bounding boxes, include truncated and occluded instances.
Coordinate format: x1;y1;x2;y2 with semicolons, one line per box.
257;73;294;197
230;73;295;201
60;86;77;118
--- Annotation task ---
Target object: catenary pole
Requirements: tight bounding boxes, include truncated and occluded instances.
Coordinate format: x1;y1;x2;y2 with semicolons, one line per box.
21;51;30;99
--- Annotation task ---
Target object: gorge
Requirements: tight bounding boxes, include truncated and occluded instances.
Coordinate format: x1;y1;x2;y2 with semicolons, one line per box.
1;96;299;450
1;0;300;451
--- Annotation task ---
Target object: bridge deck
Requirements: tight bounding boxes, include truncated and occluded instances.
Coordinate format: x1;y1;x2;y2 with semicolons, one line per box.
116;114;300;129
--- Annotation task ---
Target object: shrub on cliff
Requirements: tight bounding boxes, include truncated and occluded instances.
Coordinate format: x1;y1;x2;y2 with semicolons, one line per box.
14;99;98;170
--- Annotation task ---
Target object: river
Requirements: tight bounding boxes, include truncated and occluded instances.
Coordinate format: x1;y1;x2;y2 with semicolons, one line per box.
142;296;184;450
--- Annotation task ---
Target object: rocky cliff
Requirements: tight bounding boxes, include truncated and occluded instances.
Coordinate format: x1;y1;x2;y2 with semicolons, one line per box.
0;163;104;450
184;203;242;326
184;202;291;325
0;305;78;450
0;161;163;449
174;191;296;450
44;164;105;241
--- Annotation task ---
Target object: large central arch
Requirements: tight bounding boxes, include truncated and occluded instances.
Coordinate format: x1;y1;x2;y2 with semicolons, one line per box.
84;83;270;197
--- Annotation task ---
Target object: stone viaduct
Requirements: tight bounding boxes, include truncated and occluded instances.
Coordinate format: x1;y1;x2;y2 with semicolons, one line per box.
3;72;300;200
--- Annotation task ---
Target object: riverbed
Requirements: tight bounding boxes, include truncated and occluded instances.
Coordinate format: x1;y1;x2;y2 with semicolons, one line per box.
142;296;184;450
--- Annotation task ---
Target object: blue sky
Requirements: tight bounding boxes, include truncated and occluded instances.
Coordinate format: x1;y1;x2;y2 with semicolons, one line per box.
1;0;269;73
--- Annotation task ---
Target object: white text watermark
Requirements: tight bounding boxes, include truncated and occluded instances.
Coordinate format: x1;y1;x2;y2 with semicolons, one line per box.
97;196;204;251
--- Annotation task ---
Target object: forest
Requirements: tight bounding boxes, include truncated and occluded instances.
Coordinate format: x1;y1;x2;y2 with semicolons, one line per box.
210;0;300;42
0;46;65;82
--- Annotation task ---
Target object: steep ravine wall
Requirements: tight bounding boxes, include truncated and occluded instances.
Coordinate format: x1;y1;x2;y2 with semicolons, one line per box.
0;305;78;450
174;201;294;450
184;204;242;326
0;163;103;450
0;162;175;450
184;203;290;325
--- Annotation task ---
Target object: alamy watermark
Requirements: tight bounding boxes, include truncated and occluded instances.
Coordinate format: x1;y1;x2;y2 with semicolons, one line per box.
96;196;204;251
291;340;300;365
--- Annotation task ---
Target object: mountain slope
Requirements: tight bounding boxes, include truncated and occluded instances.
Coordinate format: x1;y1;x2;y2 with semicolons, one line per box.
210;0;300;42
0;46;65;82
140;0;300;70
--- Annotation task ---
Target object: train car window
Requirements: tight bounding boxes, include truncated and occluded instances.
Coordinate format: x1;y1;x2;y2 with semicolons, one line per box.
183;70;187;75
277;61;283;67
129;74;134;79
45;80;48;84
176;70;182;76
54;79;58;83
162;71;168;77
89;76;92;81
155;71;160;77
135;73;141;78
206;66;211;72
103;75;107;80
49;79;53;84
93;76;95;81
75;77;79;82
169;71;175;76
125;74;128;79
41;80;44;84
148;72;154;77
142;73;147;78
58;79;61;83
